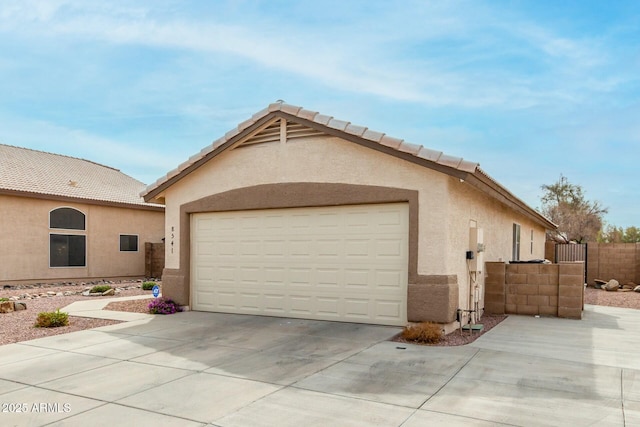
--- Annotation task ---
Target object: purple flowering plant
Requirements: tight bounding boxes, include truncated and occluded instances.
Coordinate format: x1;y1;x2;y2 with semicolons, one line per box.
148;297;183;315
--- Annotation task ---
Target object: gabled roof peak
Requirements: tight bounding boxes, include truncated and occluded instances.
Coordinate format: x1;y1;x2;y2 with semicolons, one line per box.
142;102;479;200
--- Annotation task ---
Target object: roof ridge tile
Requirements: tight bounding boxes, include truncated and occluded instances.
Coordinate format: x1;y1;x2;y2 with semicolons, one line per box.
379;135;404;149
327;118;350;131
397;141;422;155
312;114;333;126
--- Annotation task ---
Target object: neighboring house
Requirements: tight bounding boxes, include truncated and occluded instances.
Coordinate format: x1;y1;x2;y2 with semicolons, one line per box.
0;144;165;284
142;102;556;330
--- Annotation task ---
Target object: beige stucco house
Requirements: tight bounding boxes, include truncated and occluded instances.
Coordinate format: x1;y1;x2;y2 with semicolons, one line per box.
142;102;556;330
0;144;165;284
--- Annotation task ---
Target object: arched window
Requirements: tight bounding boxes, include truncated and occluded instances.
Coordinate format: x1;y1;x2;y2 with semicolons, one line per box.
50;207;85;230
49;207;86;267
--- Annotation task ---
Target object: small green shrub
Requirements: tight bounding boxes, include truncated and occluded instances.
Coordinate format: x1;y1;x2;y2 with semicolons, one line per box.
35;310;69;328
0;297;8;302
148;297;182;315
90;285;112;293
142;281;157;291
401;322;443;344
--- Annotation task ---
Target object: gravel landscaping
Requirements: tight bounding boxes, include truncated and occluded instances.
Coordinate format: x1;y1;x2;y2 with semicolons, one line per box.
0;280;154;346
2;281;639;347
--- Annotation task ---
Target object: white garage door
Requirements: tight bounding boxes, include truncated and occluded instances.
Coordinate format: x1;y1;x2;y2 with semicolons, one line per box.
191;203;409;325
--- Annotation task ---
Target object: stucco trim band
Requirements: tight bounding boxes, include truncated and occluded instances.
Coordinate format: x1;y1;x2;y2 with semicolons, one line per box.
163;182;458;323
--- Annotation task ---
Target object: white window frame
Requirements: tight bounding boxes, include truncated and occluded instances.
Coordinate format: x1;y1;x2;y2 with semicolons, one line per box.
49;206;86;230
512;223;521;261
49;207;87;268
49;233;87;268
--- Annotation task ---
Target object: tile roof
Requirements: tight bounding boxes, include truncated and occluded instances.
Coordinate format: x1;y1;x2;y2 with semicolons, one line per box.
141;101;554;229
143;101;478;196
0;144;163;209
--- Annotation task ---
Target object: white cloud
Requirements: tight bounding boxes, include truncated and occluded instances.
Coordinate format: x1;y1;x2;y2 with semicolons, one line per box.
1;0;625;110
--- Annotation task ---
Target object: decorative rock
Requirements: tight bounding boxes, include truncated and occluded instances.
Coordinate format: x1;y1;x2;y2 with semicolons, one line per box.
635;286;640;293
14;301;26;311
82;290;90;296
0;301;15;313
604;279;620;292
623;282;638;290
594;279;607;289
101;288;115;296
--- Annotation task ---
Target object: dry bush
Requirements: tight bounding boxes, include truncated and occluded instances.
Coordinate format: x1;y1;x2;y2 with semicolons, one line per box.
401;322;443;344
35;310;69;328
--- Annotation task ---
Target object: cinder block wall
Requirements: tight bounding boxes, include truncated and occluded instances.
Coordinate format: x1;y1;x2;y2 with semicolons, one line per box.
484;262;584;319
586;243;640;285
145;242;165;279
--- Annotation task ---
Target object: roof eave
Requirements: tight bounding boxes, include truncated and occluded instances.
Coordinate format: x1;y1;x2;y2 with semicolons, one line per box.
465;169;557;230
1;188;165;212
142;109;477;201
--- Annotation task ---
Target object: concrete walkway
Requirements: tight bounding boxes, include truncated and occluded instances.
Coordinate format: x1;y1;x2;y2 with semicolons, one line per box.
60;294;156;322
0;304;639;426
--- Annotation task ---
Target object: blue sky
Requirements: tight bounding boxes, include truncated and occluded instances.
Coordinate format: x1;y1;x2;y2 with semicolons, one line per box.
1;0;638;227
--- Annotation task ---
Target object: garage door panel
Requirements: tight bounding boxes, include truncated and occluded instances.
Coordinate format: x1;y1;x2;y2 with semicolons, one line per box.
191;203;408;326
375;239;404;258
316;268;340;286
375;300;403;319
345;239;370;257
290;295;313;314
216;291;237;309
344;299;371;318
375;270;404;289
290;240;312;257
264;240;286;257
344;269;370;288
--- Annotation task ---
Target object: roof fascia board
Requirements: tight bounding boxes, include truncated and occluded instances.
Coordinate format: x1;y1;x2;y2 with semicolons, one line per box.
0;189;165;212
465;173;557;230
143;113;278;201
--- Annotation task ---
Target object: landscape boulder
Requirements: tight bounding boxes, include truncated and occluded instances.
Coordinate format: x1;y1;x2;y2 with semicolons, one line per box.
604;279;620;292
0;301;14;313
594;279;607;289
635;285;640;293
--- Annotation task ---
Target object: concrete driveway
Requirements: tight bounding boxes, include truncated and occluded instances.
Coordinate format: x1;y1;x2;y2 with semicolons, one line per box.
1;304;639;426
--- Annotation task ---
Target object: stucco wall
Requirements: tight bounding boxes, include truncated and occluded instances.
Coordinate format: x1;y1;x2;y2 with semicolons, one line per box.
447;182;548;311
160;134;549;321
0;194;165;283
163;136;452;274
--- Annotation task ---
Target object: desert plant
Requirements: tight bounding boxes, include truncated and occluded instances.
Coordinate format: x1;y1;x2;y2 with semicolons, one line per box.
148;297;182;315
35;309;69;328
142;281;156;291
90;285;112;293
0;297;8;302
401;322;443;344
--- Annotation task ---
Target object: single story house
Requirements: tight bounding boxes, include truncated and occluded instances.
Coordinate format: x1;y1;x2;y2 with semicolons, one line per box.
142;102;556;330
0;144;165;284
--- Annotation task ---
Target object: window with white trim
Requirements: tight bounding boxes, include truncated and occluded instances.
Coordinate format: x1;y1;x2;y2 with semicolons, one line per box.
512;223;521;261
50;207;86;267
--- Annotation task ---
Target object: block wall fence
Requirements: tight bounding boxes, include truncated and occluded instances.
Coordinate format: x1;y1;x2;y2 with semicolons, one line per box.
145;242;165;279
586;243;640;285
484;262;584;320
546;242;640;285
